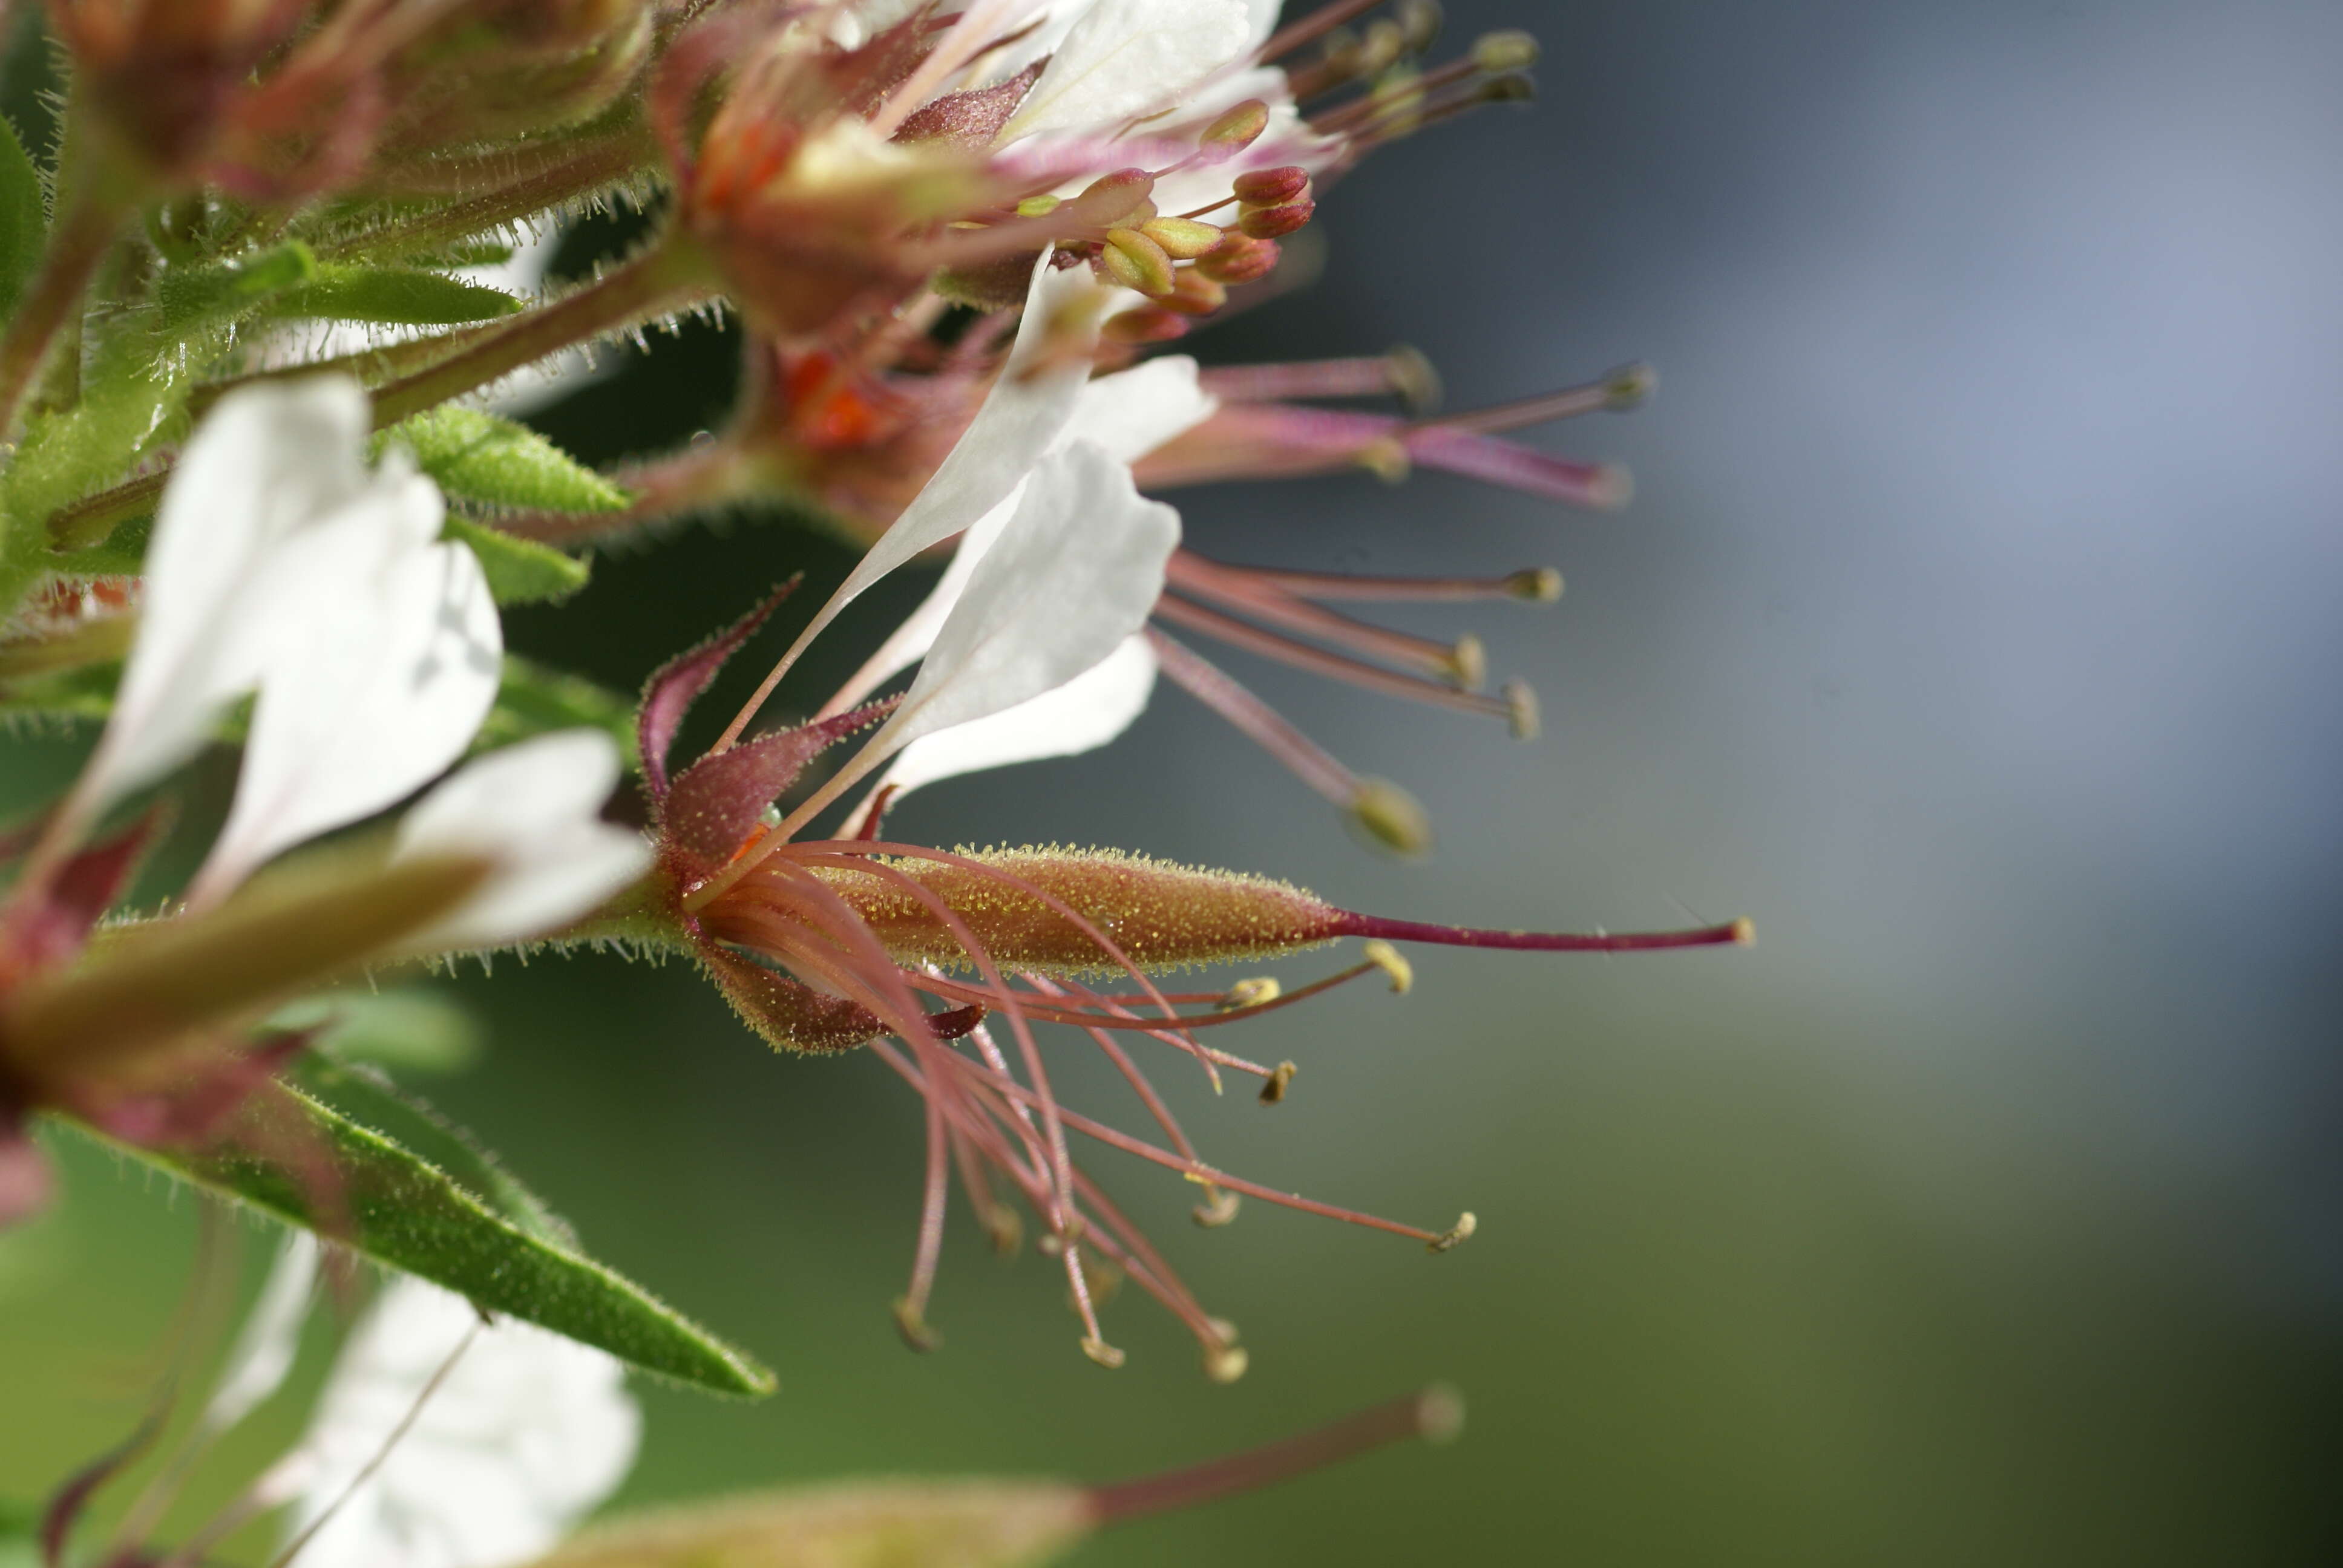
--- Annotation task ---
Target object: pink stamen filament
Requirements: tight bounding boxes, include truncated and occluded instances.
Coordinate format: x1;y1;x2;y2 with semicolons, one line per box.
1184;564;1557;603
1168;552;1475;684
1150;629;1365;808
1087;1388;1460;1526
1153;593;1519;723
1200;356;1423;404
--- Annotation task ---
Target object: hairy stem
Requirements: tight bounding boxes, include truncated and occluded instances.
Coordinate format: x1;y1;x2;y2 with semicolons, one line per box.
367;235;712;428
0;184;131;442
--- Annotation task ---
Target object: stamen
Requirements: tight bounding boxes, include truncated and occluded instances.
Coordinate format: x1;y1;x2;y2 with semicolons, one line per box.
1153;592;1525;725
1199;348;1441;411
955;1056;1462;1247
891;1089;952;1352
1259;1060;1298;1105
1086;1385;1466;1526
1258;0;1390;66
1168;552;1484;687
1149;628;1368;809
1420;364;1655;434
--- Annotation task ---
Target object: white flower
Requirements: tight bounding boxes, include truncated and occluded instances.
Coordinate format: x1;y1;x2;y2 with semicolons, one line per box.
996;0;1257;143
65;375;502;910
391;731;652;953
283;1276;640;1568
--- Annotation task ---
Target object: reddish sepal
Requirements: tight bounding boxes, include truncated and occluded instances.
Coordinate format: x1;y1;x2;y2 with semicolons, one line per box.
662;699;897;869
639;580;801;807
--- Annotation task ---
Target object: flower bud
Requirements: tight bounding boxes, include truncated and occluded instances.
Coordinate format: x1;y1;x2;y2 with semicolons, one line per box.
1231;166;1311;205
1237;197;1316;240
1065;167;1156;227
1194;235;1280;284
1199;99;1271;161
1138;217;1225;260
1098;228;1176;296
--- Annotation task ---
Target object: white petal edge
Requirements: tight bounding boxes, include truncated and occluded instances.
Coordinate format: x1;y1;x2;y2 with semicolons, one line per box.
762;253;1107;693
819;356;1211;716
844;633;1157;833
191;497;502;904
393;731;652;953
78;377;373;811
200;1232;321;1439
1001;0;1256;141
860;439;1178;764
283;1276;640;1568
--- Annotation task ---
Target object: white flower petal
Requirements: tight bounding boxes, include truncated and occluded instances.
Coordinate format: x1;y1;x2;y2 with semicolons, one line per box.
776;253;1106;679
200;1232;320;1439
393;731;651;953
1001;0;1256;141
848;634;1156;831
194;498;502;901
1244;0;1283;50
821;356;1207;714
1060;354;1217;462
80;378;373;808
870;440;1178;759
285;1276;639;1568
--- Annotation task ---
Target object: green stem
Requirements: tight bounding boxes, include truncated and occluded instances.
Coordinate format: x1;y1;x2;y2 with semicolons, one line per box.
45;237;718;554
328;133;653;262
368;235;712;429
0;183;130;442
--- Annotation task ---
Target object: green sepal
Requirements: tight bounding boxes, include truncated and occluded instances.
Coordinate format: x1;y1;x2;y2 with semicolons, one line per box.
65;1086;777;1397
271;266;522;325
271;985;484;1074
479;654;640;766
155;241;320;330
444;516;591;605
381;406;631;514
0;114;41;322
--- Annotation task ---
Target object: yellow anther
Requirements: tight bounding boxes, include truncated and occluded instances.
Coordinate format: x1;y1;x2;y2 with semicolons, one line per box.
1508;567;1564;601
1502;678;1540;742
1081;1336;1127;1370
1204;1342;1251;1383
1362;939;1413;994
1259;1060;1298;1105
1192;1187;1242;1227
891;1296;942;1352
1472;29;1540;73
1221;975;1282;1009
1427;1211;1477;1253
1448;633;1486;690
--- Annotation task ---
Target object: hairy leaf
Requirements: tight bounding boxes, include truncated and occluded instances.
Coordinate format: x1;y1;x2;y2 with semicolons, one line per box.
0;114;41;322
272;266;522;325
383;407;630;514
67;1088;776;1397
154;243;319;330
444;517;592;605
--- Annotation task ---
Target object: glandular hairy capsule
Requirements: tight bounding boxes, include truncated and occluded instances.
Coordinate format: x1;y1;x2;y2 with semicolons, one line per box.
810;847;1348;975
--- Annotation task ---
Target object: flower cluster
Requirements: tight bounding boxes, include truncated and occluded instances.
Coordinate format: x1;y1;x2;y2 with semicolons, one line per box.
2;0;1751;1535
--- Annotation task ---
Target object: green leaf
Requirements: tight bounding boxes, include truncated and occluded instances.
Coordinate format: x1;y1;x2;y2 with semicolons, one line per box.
285;1051;569;1245
0;114;41;323
155;241;319;330
444;517;591;606
273;266;522;325
65;1086;776;1397
0;1501;36;1568
270;986;485;1074
479;654;640;766
382;407;631;514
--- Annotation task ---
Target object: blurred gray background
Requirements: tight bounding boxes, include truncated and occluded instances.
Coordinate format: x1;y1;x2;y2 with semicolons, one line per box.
7;0;2341;1562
